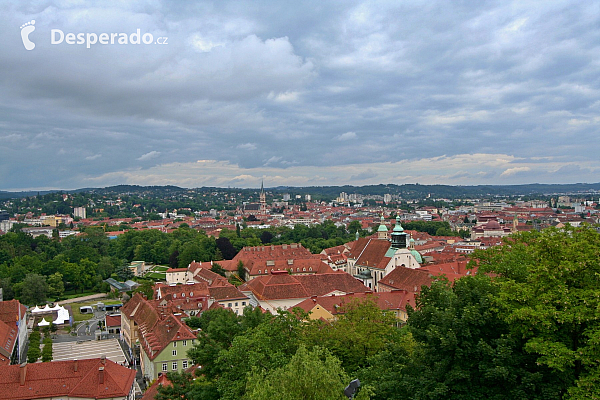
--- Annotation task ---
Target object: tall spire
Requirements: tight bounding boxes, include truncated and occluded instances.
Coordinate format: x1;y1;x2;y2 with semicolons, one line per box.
259;180;267;215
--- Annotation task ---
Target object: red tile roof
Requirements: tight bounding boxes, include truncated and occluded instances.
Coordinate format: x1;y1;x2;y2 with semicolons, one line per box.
155;282;210;300
0;358;135;399
378;267;433;293
241;271;370;301
104;314;121;328
0;300;26;325
124;293;196;361
348;238;392;269
293;291;415;315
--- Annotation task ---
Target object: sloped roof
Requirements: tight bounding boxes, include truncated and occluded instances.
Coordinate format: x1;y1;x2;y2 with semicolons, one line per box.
293;291;415;315
0;320;16;365
0;358;135;400
155;282;210;300
209;286;248;302
378;267;433;293
0;300;26;325
241;271;370;301
348;238;392;270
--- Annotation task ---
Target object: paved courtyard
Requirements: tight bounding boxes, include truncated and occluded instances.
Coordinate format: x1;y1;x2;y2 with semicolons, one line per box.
52;338;127;364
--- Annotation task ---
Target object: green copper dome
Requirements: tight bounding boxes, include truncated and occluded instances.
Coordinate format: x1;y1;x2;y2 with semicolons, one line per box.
410;249;423;264
377;215;388;232
393;216;404;232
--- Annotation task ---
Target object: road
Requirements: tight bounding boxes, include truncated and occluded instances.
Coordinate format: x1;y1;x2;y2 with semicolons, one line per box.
59;293;108;304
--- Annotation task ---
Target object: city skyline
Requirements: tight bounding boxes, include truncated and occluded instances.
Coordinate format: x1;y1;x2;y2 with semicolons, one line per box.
2;1;599;191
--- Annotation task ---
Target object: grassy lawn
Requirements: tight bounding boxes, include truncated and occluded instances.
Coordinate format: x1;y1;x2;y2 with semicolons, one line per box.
146;272;166;280
68;299;123;322
152;265;169;272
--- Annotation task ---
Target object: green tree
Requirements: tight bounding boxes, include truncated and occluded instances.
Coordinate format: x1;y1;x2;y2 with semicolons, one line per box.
46;272;65;299
303;297;398;373
155;371;219;400
27;328;41;363
247;345;357;400
42;336;53;362
210;262;227;277
132;280;154;300
475;225;600;399
367;275;559;400
19;273;48;305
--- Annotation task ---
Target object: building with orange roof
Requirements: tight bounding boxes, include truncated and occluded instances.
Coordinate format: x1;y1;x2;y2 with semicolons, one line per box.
120;293;197;381
0;300;27;365
293;291;415;323
0;357;135;400
240;270;371;313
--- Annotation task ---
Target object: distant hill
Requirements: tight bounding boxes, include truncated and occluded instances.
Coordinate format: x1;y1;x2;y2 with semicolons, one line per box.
0;182;599;201
271;183;600;198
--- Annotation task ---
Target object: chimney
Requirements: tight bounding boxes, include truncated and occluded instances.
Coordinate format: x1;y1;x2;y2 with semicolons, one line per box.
74;359;78;372
99;367;105;384
19;363;27;386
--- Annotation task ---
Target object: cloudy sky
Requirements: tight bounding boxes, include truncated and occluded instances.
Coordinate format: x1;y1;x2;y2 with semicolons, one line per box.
1;1;599;190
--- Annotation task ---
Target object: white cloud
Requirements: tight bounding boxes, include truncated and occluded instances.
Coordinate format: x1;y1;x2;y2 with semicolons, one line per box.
336;131;357;141
237;143;257;150
137;151;160;161
500;167;531;177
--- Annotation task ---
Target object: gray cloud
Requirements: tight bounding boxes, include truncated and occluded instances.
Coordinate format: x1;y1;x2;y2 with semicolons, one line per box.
1;0;599;189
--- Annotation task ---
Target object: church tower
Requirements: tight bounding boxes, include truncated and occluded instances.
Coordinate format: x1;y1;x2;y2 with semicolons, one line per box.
377;215;389;240
259;180;268;215
391;216;408;249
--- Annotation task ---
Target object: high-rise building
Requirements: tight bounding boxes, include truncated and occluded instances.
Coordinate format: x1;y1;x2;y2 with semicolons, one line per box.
73;207;86;219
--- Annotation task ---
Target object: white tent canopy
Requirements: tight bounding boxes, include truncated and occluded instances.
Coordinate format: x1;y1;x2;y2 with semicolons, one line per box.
38;318;50;326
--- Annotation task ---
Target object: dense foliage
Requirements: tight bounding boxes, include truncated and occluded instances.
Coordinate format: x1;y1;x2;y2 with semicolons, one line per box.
0;220;367;304
156;225;600;400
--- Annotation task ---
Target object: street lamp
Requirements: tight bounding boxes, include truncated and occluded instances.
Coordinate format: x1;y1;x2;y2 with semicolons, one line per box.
344;379;360;399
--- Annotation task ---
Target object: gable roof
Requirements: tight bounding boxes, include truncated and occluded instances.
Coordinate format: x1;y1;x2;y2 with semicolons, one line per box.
124;293;196;361
348;237;392;269
240;271;370;301
0;358;135;400
293;291;415;316
0;300;26;325
378;267;433;293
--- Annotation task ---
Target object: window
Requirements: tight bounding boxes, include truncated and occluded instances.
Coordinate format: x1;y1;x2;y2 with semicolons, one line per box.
183;340;187;346
173;341;177;347
172;350;177;356
182;360;188;369
235;302;238;307
162;363;168;371
242;302;246;306
228;303;232;308
172;361;178;370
